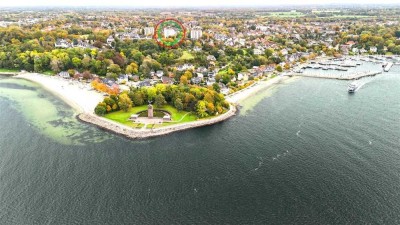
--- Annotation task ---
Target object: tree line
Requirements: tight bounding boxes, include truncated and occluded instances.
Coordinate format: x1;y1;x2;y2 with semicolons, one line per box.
95;83;229;118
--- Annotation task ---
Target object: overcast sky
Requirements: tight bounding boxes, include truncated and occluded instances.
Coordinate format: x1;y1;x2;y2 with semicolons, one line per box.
0;0;399;7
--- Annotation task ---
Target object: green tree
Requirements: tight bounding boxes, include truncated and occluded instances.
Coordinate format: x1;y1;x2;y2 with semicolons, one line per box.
68;69;75;77
146;87;157;101
130;92;144;106
118;93;132;112
154;94;167;108
196;100;208;118
212;83;221;93
125;62;138;74
72;57;82;68
95;103;107;116
174;98;183;111
107;63;121;75
395;31;400;38
227;68;235;76
276;65;283;72
221;74;231;85
180;76;188;85
184;70;193;79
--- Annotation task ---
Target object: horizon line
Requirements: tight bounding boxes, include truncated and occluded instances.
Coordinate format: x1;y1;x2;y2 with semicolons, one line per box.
1;3;400;9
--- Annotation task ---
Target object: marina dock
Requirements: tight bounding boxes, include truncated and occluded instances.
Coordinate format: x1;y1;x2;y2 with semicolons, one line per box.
288;70;382;80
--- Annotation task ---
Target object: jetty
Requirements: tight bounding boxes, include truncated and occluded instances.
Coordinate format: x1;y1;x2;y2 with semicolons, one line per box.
288;70;382;80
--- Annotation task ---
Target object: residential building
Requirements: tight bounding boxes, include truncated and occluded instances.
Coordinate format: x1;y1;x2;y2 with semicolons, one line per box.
55;39;71;48
164;27;176;37
370;46;378;53
107;36;115;46
144;27;154;36
191;26;202;40
254;49;263;55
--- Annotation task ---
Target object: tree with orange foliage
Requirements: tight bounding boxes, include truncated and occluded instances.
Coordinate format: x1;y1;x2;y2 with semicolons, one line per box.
107;84;120;95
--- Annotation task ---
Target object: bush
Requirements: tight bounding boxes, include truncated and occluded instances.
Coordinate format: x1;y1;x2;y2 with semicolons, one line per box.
95;103;107;116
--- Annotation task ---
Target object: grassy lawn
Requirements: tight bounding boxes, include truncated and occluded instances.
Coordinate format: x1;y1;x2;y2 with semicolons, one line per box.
330;15;376;18
178;51;194;61
0;68;19;73
104;104;198;128
104;105;148;127
43;70;56;76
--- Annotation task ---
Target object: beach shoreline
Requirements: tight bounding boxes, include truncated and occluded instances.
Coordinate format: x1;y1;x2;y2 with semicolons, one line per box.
15;73;103;114
13;72;287;139
226;75;289;104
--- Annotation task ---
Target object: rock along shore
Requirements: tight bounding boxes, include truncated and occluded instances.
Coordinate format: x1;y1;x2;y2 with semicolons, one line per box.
77;105;237;139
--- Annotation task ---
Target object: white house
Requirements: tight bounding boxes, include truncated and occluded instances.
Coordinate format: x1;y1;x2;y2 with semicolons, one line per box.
207;55;216;61
360;48;367;54
207;77;216;86
237;73;244;81
196;73;204;79
107;36;115;46
254;49;263;55
280;49;289;55
55;39;71;48
156;70;164;78
59;71;70;79
163;27;177;38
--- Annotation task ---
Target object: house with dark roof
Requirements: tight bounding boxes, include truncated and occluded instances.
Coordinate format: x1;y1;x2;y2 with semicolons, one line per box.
118;74;129;84
191;77;202;85
161;76;174;85
131;75;140;82
138;79;152;88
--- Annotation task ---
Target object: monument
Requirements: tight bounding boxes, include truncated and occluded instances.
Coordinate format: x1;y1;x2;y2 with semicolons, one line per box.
148;103;153;118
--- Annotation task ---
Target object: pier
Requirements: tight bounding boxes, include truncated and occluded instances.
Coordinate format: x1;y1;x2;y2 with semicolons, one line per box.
288;71;382;80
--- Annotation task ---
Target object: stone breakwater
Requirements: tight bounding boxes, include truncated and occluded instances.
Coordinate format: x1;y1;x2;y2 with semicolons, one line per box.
78;105;237;139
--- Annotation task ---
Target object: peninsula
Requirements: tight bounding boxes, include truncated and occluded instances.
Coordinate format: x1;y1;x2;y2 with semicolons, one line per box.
15;72;283;139
3;6;400;137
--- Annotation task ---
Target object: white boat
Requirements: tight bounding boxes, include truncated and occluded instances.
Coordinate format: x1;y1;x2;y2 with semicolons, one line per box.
348;82;358;93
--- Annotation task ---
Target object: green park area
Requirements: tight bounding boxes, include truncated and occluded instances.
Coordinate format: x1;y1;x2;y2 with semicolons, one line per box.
0;68;19;73
104;104;198;129
268;12;305;18
178;51;194;61
43;70;56;75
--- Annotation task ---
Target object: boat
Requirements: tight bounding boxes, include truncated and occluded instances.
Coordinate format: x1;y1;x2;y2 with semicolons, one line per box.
322;66;328;70
348;82;358;93
293;69;304;73
384;62;393;72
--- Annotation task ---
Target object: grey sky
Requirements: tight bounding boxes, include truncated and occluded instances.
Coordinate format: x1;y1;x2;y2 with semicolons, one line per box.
0;0;399;7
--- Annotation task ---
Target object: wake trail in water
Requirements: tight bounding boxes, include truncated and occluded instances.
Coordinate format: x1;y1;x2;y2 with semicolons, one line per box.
353;75;378;92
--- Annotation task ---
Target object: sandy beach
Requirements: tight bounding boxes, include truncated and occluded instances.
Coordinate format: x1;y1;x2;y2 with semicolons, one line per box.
16;73;104;113
226;76;288;104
